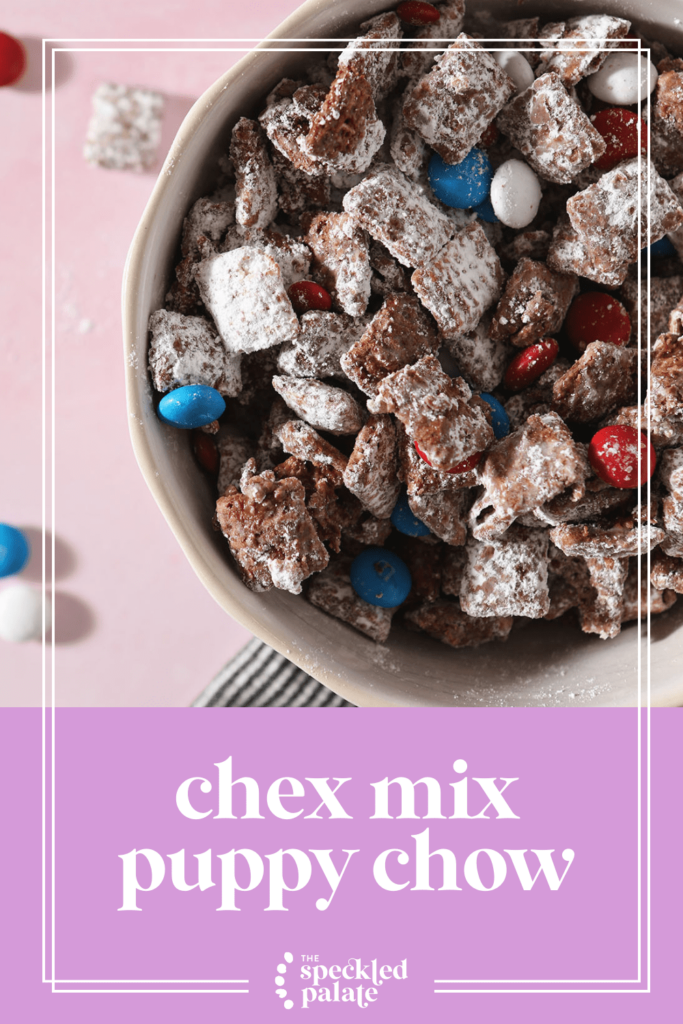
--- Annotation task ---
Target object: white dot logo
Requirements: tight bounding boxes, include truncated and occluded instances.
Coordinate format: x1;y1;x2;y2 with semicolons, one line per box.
275;951;294;1010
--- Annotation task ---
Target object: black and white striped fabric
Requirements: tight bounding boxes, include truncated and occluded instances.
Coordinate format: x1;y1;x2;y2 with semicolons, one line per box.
192;637;355;707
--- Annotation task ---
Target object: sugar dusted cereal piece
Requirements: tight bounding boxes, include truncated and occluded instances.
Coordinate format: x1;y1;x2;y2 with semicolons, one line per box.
389;92;427;179
544;543;594;619
549;515;665;559
272;377;364;436
229;118;277;231
622;556;677;621
411;222;504;338
368;354;494;472
578;555;629;639
396;424;473;545
552;342;638;423
307;553;395;642
651;548;683;594
402;35;516;166
400;0;466;79
181;193;235;260
442;314;512;392
148;310;242;397
646;332;683;437
271;148;331;224
277;311;364;380
216;466;329;593
344;513;393;548
460;526;550;618
534;477;632;526
652;57;683;170
220;226;311;291
305;211;372;317
343;415;400;519
341;293;439;397
275;419;348;483
658;447;683;501
194;248;298;354
216;427;254;495
490;258;578;348
84;83;164;171
620;275;683;349
343;167;455;270
259;84;328;174
547;215;629;288
663;493;683;535
299;63;386;175
165;254;203;316
406;599;513;648
496;73;606;186
538;15;631;86
441;545;467;597
337;11;403;103
470;411;588;540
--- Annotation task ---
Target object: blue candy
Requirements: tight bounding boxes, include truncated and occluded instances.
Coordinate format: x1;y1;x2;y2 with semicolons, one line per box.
428;148;492;209
650;236;676;258
473;197;499;223
0;524;30;578
157;385;226;429
479;393;510;439
390;493;431;538
350;547;412;608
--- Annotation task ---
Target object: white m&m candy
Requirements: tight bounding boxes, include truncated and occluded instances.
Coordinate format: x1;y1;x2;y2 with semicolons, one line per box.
490;158;542;229
0;583;51;642
494;49;535;95
587;52;658;105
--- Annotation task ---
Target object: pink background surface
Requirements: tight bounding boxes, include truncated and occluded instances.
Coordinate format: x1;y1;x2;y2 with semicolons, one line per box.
0;0;306;707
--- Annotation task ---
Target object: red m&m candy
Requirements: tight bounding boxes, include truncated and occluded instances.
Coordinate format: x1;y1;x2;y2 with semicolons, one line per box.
588;426;655;489
191;430;218;475
591;108;647;172
415;441;482;475
396;1;441;26
503;338;559;392
565;291;631;352
288;280;332;314
0;31;26;87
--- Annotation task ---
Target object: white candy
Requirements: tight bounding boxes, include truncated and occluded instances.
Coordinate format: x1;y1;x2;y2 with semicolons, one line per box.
494;49;535;95
490;159;542;229
586;52;658;105
0;584;52;643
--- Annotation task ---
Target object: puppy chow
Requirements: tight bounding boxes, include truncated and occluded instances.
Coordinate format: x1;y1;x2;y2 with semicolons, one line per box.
552;342;638;423
343;415;401;519
278;311;366;380
148;309;242;397
337;11;403;103
181;192;235;260
460;527;551;619
307;554;395;642
490;258;578;347
396;425;473;546
537;15;631;86
442;314;512;392
275;419;348;483
400;0;466;79
272;377;364;436
305;211;372;317
230;118;278;231
406;599;513;649
84;83;164;171
549;515;666;559
578;555;629;639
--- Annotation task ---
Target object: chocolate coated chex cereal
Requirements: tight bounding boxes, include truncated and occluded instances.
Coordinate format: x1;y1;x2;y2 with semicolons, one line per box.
396;424;473;546
412;222;504;338
652;57;683;171
441;546;467;598
550;516;665;559
181;193;235;260
259;84;328;174
620;276;683;349
216;428;254;496
400;0;466;80
148;310;242;397
84;83;164;171
368;354;494;472
651;548;683;594
544;543;594;620
621;556;677;621
470;411;588;540
534;478;632;526
658;447;683;501
405;599;513;649
220;226;311;291
552;341;638;423
300;63;386;175
307;554;395;642
460;526;550;619
278;311;366;380
343;167;455;270
389;92;427;180
442;314;512;392
389;535;442;608
646;333;683;442
305;211;372;317
490;258;578;348
341;293;439;397
538;15;631;86
547;215;628;288
496;73;606;185
343;513;393;549
343;415;400;519
275;419;348;484
272;377;364;436
579;555;629;639
216;466;329;593
402;35;516;166
230;118;278;232
337;11;403;103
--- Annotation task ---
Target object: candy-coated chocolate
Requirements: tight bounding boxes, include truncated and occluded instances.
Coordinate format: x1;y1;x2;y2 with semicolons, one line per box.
490;158;541;229
157;384;226;429
0;583;50;642
0;32;26;87
650;236;676;258
350;546;412;607
396;1;440;26
473;197;498;223
565;292;631;352
0;524;30;577
191;430;219;474
588;425;655;488
415;441;482;475
428;148;492;210
288;280;333;314
494;49;534;95
591;107;646;171
479;393;510;439
587;52;658;105
504;338;559;392
390;492;431;537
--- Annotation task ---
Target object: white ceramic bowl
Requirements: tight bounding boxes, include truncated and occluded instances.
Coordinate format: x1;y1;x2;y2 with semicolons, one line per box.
123;0;683;707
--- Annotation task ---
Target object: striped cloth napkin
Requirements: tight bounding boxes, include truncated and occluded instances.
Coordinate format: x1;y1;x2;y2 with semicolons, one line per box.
192;637;355;708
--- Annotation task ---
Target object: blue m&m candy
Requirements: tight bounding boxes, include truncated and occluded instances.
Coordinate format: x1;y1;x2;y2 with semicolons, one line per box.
479;393;510;439
390;493;431;537
472;197;499;223
157;385;226;429
0;524;30;578
650;236;676;258
350;547;412;608
428;148;492;209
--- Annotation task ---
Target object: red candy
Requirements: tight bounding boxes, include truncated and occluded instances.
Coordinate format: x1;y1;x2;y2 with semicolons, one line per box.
588;425;655;489
503;338;559;392
477;121;499;148
288;280;332;314
0;31;26;87
565;291;631;352
396;1;441;26
191;430;218;475
415;441;482;475
591;108;647;172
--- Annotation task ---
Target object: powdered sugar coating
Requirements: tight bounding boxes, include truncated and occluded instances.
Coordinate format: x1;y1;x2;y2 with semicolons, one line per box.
539;15;631;86
343;415;400;519
552;341;638;423
148;309;242;397
181;193;235;260
461;526;550;618
305;212;372;317
220;226;311;291
490;258;578;348
278;311;365;379
216;427;254;495
443;314;512;392
84;83;163;171
275;419;348;482
194;248;299;354
230;118;278;231
406;599;513;648
307;554;395;642
550;516;665;559
579;554;629;639
272;377;364;435
400;0;466;80
396;424;473;545
337;11;403;103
